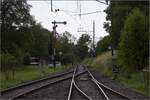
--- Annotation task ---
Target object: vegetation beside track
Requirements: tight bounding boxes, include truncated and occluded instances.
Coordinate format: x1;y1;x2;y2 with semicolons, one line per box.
83;51;149;96
0;65;64;90
83;51;113;77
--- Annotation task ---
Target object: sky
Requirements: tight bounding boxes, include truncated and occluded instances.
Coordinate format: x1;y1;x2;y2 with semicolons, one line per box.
27;0;108;42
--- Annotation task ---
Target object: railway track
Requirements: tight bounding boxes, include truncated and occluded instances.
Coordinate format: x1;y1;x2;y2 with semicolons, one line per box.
0;66;86;100
67;65;133;100
1;65;134;100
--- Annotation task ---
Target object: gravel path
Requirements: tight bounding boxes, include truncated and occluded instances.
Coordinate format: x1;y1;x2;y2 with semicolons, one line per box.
90;69;149;100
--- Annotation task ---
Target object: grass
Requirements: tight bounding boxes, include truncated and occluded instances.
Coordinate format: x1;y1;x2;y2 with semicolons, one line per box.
83;51;114;77
119;72;149;96
82;57;94;65
0;65;64;91
83;51;149;97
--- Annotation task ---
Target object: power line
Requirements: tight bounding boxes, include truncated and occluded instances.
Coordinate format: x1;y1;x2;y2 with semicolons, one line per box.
73;10;103;16
96;0;108;5
58;9;77;13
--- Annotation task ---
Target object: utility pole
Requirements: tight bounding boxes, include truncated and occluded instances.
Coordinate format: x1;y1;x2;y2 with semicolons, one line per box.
77;21;95;57
93;20;95;57
51;21;67;69
51;0;53;12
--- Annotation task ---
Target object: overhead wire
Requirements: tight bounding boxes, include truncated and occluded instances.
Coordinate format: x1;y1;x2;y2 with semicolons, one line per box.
30;0;106;39
73;10;103;16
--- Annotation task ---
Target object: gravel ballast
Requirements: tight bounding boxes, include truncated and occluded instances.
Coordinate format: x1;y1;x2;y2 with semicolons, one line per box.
90;69;149;100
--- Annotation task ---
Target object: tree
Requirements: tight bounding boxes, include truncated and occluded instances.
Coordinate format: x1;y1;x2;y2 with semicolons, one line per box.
104;1;149;48
1;0;53;67
56;31;76;65
96;35;110;55
29;24;51;58
118;8;148;71
1;0;38;74
75;34;91;60
1;0;34;51
61;53;74;65
57;31;76;54
1;0;35;66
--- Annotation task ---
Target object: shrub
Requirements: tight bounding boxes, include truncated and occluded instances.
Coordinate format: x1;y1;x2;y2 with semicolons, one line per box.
118;8;148;71
1;52;17;80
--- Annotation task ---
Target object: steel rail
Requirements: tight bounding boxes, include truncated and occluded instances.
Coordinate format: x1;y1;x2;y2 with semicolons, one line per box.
12;70;87;100
12;76;72;99
1;69;74;94
86;68;110;100
67;66;77;100
73;80;93;100
86;67;133;100
95;79;133;100
67;66;92;100
1;67;87;100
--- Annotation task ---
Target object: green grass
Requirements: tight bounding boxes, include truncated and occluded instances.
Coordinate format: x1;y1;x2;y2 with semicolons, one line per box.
83;51;149;97
0;65;63;90
83;51;114;77
82;57;94;66
119;72;149;96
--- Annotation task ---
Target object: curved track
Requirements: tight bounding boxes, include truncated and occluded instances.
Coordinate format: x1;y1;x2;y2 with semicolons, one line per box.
0;67;86;99
1;65;133;100
67;65;133;100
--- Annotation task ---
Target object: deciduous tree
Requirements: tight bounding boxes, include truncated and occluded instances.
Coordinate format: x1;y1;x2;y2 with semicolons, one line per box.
118;8;148;71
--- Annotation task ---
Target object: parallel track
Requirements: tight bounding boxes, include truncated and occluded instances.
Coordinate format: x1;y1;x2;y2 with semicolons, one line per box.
0;67;86;99
1;65;134;100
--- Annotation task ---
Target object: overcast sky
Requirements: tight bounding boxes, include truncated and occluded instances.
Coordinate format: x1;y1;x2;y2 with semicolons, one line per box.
27;0;108;42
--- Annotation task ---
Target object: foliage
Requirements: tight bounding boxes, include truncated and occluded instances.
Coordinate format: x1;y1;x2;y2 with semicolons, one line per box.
1;0;35;67
57;31;76;54
82;58;93;66
84;51;149;96
75;34;91;60
23;53;31;65
29;24;51;58
0;52;17;80
83;51;113;77
92;51;113;76
61;53;74;65
96;35;110;55
104;1;149;48
56;31;76;65
0;65;63;90
56;33;91;64
119;72;149;96
1;0;34;52
118;8;148;71
0;1;55;84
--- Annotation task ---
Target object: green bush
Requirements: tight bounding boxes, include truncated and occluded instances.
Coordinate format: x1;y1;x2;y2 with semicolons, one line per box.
82;58;93;66
96;35;111;55
62;53;74;65
118;8;148;71
1;52;17;79
23;53;31;65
